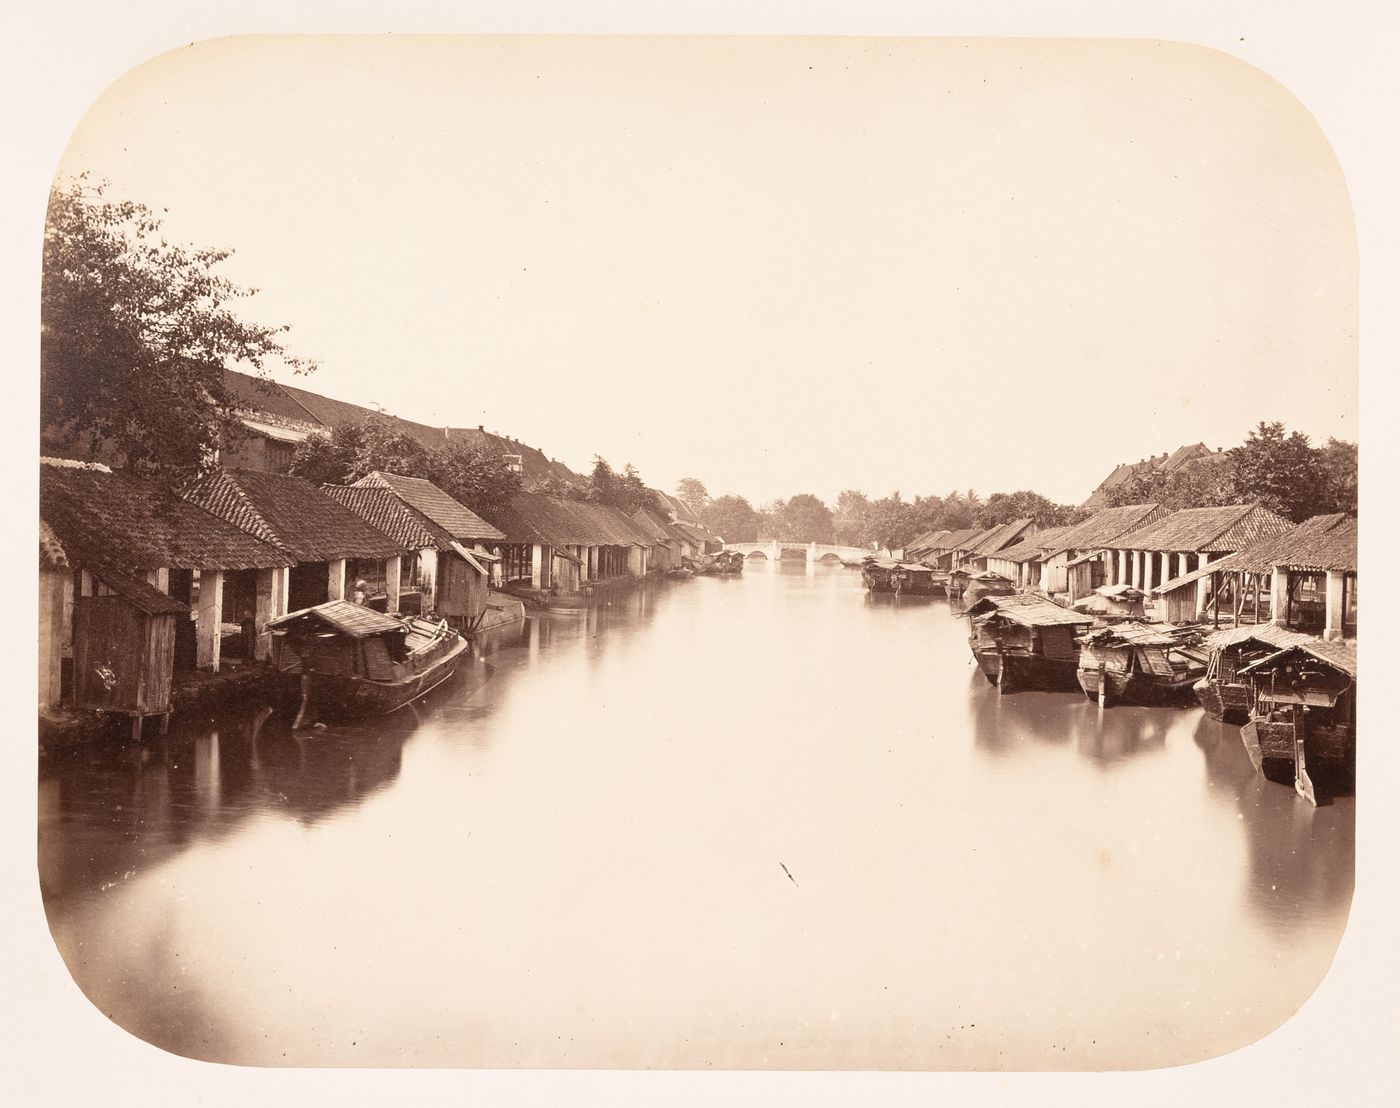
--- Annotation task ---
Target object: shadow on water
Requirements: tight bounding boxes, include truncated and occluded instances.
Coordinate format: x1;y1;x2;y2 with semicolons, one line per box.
39;696;421;907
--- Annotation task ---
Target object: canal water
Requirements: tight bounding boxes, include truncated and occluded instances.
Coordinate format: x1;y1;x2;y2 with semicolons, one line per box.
37;562;1353;1070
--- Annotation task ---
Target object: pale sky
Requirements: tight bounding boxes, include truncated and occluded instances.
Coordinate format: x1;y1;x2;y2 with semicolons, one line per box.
57;35;1356;507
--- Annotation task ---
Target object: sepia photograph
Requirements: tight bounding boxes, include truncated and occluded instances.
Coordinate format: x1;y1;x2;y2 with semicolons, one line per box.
9;3;1395;1104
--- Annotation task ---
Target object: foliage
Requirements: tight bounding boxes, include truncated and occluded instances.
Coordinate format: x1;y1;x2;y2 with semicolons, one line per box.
675;477;710;519
975;490;1083;529
289;415;521;514
770;494;835;543
703;495;762;543
832;489;872;547
427;440;523;515
864;493;920;552
583;457;659;516
42;176;314;478
1100;422;1357;522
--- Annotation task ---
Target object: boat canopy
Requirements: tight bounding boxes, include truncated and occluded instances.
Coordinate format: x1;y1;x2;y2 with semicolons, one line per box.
267;599;407;639
966;593;1093;627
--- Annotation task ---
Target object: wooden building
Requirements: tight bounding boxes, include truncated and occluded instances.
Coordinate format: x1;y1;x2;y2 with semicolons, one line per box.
984;525;1071;590
629;508;686;571
339;471;507;628
955;518;1038;575
1095;503;1292;619
40;459;289;693
1037;503;1167;600
1151;513;1357;636
183;469;412;656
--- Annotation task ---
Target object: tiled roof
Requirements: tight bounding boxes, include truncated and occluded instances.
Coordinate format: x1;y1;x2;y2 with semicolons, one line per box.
630;509;683;545
443;426;581;491
1153;514;1357;593
39;519;69;570
969;518;1035;556
1203;623;1316;652
354;471;506;542
184;469;410;562
41;460;289;573
1048;503;1167;554
222;369;324;427
991;526;1071;564
967;592;1094;626
1081;445;1228;507
321;485;454;550
1115;504;1292;554
91;565;190;616
478;492;644;547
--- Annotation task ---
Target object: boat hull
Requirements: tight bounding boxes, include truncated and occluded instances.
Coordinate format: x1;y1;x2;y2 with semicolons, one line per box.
311;637;468;719
1193;677;1253;725
1241;715;1354;783
1077;666;1203;708
972;648;1080;694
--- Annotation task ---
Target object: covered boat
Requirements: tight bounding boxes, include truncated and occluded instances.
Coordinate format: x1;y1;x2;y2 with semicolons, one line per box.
944;566;972;600
1075;622;1209;707
966;593;1094;694
268;599;468;721
1194;623;1314;724
962;571;1015;608
1237;639;1356;804
861;559;942;595
1070;584;1147;625
713;550;745;574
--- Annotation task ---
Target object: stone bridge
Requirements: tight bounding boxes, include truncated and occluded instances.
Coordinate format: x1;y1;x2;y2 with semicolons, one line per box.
721;541;874;565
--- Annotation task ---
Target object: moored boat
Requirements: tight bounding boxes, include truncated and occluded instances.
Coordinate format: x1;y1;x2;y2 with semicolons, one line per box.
1194;623;1313;724
269;599;468;722
966;593;1094;694
714;550;745;574
1070;584;1147;625
1075;622;1209;707
945;567;972;601
861;559;942;595
962;571;1015;609
1236;639;1356;804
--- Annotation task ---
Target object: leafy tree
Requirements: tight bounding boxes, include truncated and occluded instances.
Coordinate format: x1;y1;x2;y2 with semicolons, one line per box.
42;176;314;478
703;494;761;542
976;490;1081;528
1316;437;1358;515
580;457;658;515
286;428;356;485
427;440;523;515
675;477;710;519
1227;421;1327;522
865;493;920;552
935;489;983;531
773;493;835;543
832;489;872;546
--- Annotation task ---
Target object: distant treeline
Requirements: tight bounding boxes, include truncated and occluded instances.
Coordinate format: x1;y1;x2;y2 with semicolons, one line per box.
676;422;1357;547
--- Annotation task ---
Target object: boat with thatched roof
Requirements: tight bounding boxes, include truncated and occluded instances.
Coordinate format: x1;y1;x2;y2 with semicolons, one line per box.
1075;622;1209;707
269;599;467;722
966;593;1094;694
1194;623;1315;724
861;559;942;595
1237;639;1356;804
961;571;1015;608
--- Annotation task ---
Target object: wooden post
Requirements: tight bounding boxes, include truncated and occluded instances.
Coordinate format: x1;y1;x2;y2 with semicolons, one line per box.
530;544;544;589
1195;553;1214;619
196;569;224;672
1132;550;1143;591
38;567;66;710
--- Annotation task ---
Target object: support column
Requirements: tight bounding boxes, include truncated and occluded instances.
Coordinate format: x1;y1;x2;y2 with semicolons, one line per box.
588;546;599;580
1116;549;1128;585
196;569;224;672
1195;553;1214;618
253;566;284;660
577;546;589;584
807;542;817;565
1131;550;1143;591
327;559;347;601
1177;552;1189;579
769;540;781;562
419;549;439;610
531;544;544;589
627;545;644;576
383;556;401;613
1160;552;1172;588
38;568;66;710
1324;570;1346;640
1270;567;1291;627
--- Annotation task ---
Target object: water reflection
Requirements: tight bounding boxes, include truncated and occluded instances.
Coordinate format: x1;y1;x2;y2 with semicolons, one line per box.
37;566;1354;1070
